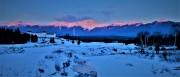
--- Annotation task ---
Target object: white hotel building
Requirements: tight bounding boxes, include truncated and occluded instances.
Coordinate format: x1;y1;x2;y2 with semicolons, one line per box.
26;30;56;38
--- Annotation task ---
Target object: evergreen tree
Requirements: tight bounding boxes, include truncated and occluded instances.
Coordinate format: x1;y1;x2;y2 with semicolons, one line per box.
64;34;70;39
176;32;180;49
50;38;55;43
31;35;38;43
0;28;30;44
77;40;81;45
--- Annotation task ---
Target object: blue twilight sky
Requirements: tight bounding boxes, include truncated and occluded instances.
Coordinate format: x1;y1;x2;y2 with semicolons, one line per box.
0;0;179;24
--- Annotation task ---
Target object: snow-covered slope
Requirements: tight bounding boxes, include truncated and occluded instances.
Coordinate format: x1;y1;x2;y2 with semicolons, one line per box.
0;38;179;77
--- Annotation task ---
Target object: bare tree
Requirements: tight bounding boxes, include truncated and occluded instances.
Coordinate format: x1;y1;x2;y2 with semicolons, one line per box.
144;31;150;47
137;31;150;49
171;23;180;50
137;32;144;49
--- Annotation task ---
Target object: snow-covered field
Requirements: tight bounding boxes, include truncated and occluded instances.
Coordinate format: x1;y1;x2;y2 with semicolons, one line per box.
0;38;180;77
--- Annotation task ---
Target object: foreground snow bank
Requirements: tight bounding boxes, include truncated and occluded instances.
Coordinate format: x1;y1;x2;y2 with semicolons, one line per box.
0;38;179;77
73;59;99;77
0;47;25;54
86;55;180;77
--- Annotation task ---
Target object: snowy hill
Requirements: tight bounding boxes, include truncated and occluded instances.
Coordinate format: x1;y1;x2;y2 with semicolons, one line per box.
0;38;179;77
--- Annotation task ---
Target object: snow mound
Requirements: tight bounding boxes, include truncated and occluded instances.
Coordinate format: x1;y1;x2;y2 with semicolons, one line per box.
73;64;95;74
73;59;95;73
0;47;25;54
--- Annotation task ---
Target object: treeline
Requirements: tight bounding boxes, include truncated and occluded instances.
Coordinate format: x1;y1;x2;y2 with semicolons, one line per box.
136;23;180;49
61;33;177;46
62;32;180;49
136;31;178;46
0;28;38;44
61;34;134;43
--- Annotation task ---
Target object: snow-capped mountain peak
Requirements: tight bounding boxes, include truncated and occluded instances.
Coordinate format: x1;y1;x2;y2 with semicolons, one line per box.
0;20;36;26
0;19;178;36
112;21;146;26
112;21;127;26
155;19;169;23
48;19;109;30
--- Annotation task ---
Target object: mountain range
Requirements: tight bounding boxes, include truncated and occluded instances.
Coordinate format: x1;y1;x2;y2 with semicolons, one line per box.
0;19;179;36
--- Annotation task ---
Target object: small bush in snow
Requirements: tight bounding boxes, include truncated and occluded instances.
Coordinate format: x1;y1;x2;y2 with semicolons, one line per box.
74;55;78;59
62;41;64;44
38;68;44;73
149;47;153;50
161;47;166;51
63;60;70;68
53;50;63;54
61;72;68;76
68;52;72;58
72;40;75;44
54;62;60;72
120;52;125;54
101;50;104;53
113;48;117;52
82;52;86;55
125;63;133;67
44;55;54;60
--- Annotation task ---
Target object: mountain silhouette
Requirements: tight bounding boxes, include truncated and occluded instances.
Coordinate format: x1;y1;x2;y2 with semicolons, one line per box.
0;19;179;36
